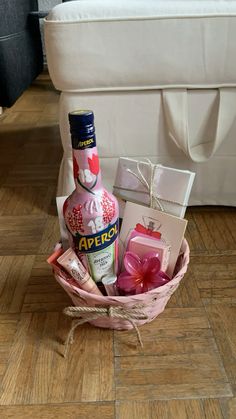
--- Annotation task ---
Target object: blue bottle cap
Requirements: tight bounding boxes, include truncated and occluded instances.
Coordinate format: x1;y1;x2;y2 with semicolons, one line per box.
68;110;96;149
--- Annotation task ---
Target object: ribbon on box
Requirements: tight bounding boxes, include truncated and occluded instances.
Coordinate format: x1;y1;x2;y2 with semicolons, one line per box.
135;223;161;239
126;159;164;211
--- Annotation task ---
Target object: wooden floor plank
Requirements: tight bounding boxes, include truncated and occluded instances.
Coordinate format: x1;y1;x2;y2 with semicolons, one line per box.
221;397;236;419
117;401;151;419
21;255;70;313
0;314;19;381
191;260;236;306
0;256;35;313
0;186;55;216
0;313;32;404
166;268;203;308
3;164;59;188
202;399;226;419
185;210;206;252
38;215;60;255
116;399;225;419
115;308;232;400
204;213;235;250
187;208;236;254
0;313;114;404
206;305;236;394
0;402;114;419
114;308;213;356
0;216;46;255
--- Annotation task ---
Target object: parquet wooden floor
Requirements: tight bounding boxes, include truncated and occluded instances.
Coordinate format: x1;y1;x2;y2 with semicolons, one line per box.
0;73;235;418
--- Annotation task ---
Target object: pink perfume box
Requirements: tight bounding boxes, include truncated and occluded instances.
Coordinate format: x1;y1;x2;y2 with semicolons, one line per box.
128;236;171;273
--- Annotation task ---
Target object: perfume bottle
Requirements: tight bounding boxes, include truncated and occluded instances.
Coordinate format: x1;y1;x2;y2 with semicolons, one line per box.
63;110;119;283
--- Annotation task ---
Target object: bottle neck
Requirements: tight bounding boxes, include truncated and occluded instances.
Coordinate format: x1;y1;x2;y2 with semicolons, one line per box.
72;136;103;195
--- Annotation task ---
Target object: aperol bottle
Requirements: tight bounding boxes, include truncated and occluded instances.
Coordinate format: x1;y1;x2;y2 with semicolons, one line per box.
63;110;119;283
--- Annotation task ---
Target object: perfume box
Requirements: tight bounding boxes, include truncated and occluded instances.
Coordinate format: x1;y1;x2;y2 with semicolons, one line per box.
128;235;171;273
113;157;195;218
120;202;187;278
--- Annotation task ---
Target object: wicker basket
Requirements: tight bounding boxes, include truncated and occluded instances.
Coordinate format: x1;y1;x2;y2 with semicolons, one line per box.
53;239;189;332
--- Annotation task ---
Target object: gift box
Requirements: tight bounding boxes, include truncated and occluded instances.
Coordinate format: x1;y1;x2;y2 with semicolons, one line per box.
113;158;195;218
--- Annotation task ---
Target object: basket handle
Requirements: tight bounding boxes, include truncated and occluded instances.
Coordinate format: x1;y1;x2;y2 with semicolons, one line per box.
162;88;236;162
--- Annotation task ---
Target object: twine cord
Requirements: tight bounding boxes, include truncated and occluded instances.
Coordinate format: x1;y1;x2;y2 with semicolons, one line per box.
126;159;164;211
114;187;183;208
63;305;148;358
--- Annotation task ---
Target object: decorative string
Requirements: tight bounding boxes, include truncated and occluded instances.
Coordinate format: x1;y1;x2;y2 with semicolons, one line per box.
120;159;164;211
63;305;148;358
113;187;183;208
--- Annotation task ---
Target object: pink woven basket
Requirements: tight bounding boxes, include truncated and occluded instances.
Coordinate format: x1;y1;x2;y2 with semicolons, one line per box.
53;239;189;331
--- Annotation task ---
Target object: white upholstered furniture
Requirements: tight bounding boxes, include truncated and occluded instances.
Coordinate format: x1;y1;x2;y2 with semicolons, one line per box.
45;0;236;205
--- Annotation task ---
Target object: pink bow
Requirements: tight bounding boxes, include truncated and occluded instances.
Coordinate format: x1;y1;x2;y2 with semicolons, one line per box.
135;223;161;239
117;251;171;295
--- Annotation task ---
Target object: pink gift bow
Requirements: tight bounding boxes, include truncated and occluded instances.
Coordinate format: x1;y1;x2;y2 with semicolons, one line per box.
135;223;161;239
117;251;171;295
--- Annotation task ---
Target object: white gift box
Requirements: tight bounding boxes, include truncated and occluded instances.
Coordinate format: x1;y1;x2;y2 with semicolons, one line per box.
113;158;195;218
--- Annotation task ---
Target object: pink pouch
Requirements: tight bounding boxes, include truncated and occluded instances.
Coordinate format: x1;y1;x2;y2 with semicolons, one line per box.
52;239;189;331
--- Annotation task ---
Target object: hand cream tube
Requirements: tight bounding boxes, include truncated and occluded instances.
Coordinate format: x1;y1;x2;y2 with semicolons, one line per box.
57;248;102;296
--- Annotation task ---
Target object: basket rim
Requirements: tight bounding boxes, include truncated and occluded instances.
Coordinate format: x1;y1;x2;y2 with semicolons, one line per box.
53;238;190;303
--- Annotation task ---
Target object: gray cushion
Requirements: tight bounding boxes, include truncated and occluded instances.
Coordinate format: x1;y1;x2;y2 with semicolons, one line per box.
0;0;43;107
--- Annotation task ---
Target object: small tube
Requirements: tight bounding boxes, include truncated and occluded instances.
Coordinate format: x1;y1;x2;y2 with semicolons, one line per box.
47;248;70;280
102;276;118;296
47;247;64;265
57;248;102;296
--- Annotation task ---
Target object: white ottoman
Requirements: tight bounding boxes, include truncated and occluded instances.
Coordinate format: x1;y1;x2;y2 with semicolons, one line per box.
45;0;236;205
